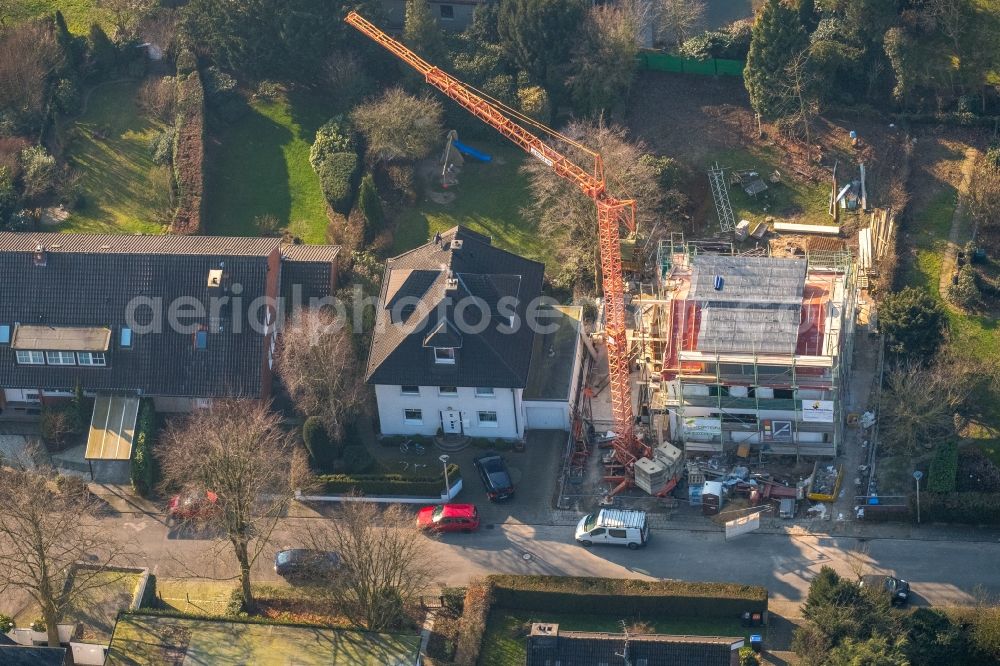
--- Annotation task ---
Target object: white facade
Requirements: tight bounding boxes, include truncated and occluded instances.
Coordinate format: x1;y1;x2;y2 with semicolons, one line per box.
375;384;526;439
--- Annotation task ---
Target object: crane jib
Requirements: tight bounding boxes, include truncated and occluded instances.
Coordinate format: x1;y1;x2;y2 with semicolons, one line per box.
529;147;554;168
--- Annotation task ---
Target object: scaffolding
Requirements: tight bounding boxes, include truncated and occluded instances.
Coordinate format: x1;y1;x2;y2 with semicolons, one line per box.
634;238;858;459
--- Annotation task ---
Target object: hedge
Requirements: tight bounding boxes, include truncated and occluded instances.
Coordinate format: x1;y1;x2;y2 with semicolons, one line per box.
487;575;768;619
928;441;959;493
130;400;159;498
913;491;1000;525
317;151;359;214
171;71;205;234
316;463;461;496
454;579;494;666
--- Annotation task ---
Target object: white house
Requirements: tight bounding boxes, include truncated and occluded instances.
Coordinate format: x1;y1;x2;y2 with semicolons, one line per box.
366;226;584;440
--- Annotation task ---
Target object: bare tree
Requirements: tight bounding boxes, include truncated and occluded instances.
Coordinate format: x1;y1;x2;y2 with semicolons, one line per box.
351;88;444;165
779;48;821;153
569;1;644;113
300;501;435;631
157;400;296;612
0;465;137;647
521;118;665;291
968;155;1000;236
276;308;369;440
656;0;706;50
921;0;971;56
0;21;64;127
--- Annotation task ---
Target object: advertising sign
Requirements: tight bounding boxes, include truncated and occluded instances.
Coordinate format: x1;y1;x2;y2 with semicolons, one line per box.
801;400;835;423
683;417;722;436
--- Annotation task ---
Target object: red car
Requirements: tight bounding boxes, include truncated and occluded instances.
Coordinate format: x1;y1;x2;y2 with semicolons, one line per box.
168;490;220;520
416;504;480;533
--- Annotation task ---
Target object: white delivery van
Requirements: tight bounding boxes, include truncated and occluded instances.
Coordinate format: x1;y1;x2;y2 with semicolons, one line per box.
574;509;649;550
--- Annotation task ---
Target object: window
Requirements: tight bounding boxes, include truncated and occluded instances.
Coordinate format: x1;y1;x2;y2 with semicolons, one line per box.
401;385;419;395
477;411;498;427
77;352;106;367
608;529;627;539
120;327;132;349
439;4;454;19
774;388;795;399
404;408;423;424
434;347;456;364
439;386;458;395
195;330;208;350
15;350;44;365
45;351;76;366
0;325;9;344
475;387;494;397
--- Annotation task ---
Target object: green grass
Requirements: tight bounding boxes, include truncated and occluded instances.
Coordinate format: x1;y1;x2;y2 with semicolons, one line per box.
205;89;330;243
479;610;754;666
390;144;542;261
6;0;109;34
156;579;237;616
707;146;835;228
16;570;142;642
106;614;421;666
60;79;170;234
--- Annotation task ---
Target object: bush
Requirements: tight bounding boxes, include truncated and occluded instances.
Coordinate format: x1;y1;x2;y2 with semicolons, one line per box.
487;575;768;618
302;417;341;470
454;579;494;666
517;85;550;123
30;618;45;633
53;78;81;115
40;403;85;449
948;263;980;309
148;128;176;166
316;464;460;496
0;613;12;633
357;174;383;243
341;445;375;474
914;491;1000;524
310;117;354;169
55;474;89;498
316;151;359;214
130;400;159;498
739;646;760;666
956;448;1000;493
171;72;205;234
928;441;959;493
175;48;197;76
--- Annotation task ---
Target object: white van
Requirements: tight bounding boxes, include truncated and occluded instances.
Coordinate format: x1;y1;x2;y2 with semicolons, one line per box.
574;509;649;550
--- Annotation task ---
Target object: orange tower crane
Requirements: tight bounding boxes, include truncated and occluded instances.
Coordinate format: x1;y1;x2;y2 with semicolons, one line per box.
346;12;652;494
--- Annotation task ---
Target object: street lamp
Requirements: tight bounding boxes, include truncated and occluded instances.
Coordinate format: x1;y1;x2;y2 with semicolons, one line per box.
440;454;450;499
913;470;923;525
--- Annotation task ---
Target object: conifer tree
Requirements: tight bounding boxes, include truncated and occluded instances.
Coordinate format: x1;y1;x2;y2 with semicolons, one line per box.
744;0;808;119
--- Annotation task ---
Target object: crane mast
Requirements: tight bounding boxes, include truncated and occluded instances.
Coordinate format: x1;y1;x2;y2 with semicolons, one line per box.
346;12;652;490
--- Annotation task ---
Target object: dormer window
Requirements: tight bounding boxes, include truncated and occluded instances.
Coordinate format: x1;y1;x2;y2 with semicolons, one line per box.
434;347;456;364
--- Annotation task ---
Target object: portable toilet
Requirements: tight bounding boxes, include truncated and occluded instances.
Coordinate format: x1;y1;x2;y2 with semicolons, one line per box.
702;481;724;515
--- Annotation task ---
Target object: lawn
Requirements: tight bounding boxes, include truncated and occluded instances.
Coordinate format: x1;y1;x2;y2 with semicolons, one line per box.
156;578;237;616
7;0;108;34
59;79;171;234
390;143;543;261
479;610;754;666
900;167;1000;462
106;613;421;666
707;146;835;228
205;89;331;243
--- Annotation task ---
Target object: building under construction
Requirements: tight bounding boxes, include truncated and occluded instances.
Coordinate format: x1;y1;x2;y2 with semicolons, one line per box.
633;236;857;459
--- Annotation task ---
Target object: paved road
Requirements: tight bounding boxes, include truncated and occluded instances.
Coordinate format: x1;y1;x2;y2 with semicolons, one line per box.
111;510;998;614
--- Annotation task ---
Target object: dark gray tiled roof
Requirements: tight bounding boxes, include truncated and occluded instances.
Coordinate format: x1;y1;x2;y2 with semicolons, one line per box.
0;233;339;399
527;630;742;666
0;646;68;666
366;226;544;388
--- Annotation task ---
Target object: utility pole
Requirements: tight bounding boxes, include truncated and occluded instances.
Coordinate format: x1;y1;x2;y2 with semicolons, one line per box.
913;470;923;525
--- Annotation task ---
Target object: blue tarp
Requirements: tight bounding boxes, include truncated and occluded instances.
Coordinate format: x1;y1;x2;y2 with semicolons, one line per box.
452;140;492;162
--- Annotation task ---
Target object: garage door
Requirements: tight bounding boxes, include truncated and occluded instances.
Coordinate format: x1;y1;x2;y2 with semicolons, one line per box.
524;405;566;430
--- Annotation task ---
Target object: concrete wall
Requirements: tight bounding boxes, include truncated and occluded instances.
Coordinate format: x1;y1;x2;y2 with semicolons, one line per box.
375;384;525;439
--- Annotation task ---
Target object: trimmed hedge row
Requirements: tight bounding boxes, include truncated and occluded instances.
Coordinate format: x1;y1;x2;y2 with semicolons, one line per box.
171;71;205;234
913;491;1000;525
129;400;159;498
316;463;460;496
928;441;958;493
487;575;768;618
317;151;359;214
454;579;494;666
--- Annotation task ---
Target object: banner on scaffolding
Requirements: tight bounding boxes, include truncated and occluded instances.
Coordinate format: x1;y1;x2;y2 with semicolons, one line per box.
801;400;835;422
683;417;722;437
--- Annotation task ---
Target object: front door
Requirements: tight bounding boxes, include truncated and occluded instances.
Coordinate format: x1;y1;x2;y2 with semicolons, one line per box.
442;410;462;434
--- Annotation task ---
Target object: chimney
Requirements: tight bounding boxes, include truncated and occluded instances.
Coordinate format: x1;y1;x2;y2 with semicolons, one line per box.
445;270;459;292
530;623;559;651
451;239;463;251
33;243;47;267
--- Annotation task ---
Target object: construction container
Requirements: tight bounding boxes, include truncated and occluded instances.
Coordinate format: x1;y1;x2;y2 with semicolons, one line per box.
735;219;751;241
702;481;724;515
750;221;768;239
807;461;843;502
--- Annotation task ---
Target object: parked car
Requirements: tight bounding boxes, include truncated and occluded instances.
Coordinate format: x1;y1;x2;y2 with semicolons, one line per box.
274;549;340;578
417;504;480;533
575;509;649;550
168;490;220;520
860;574;911;606
473;453;515;502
